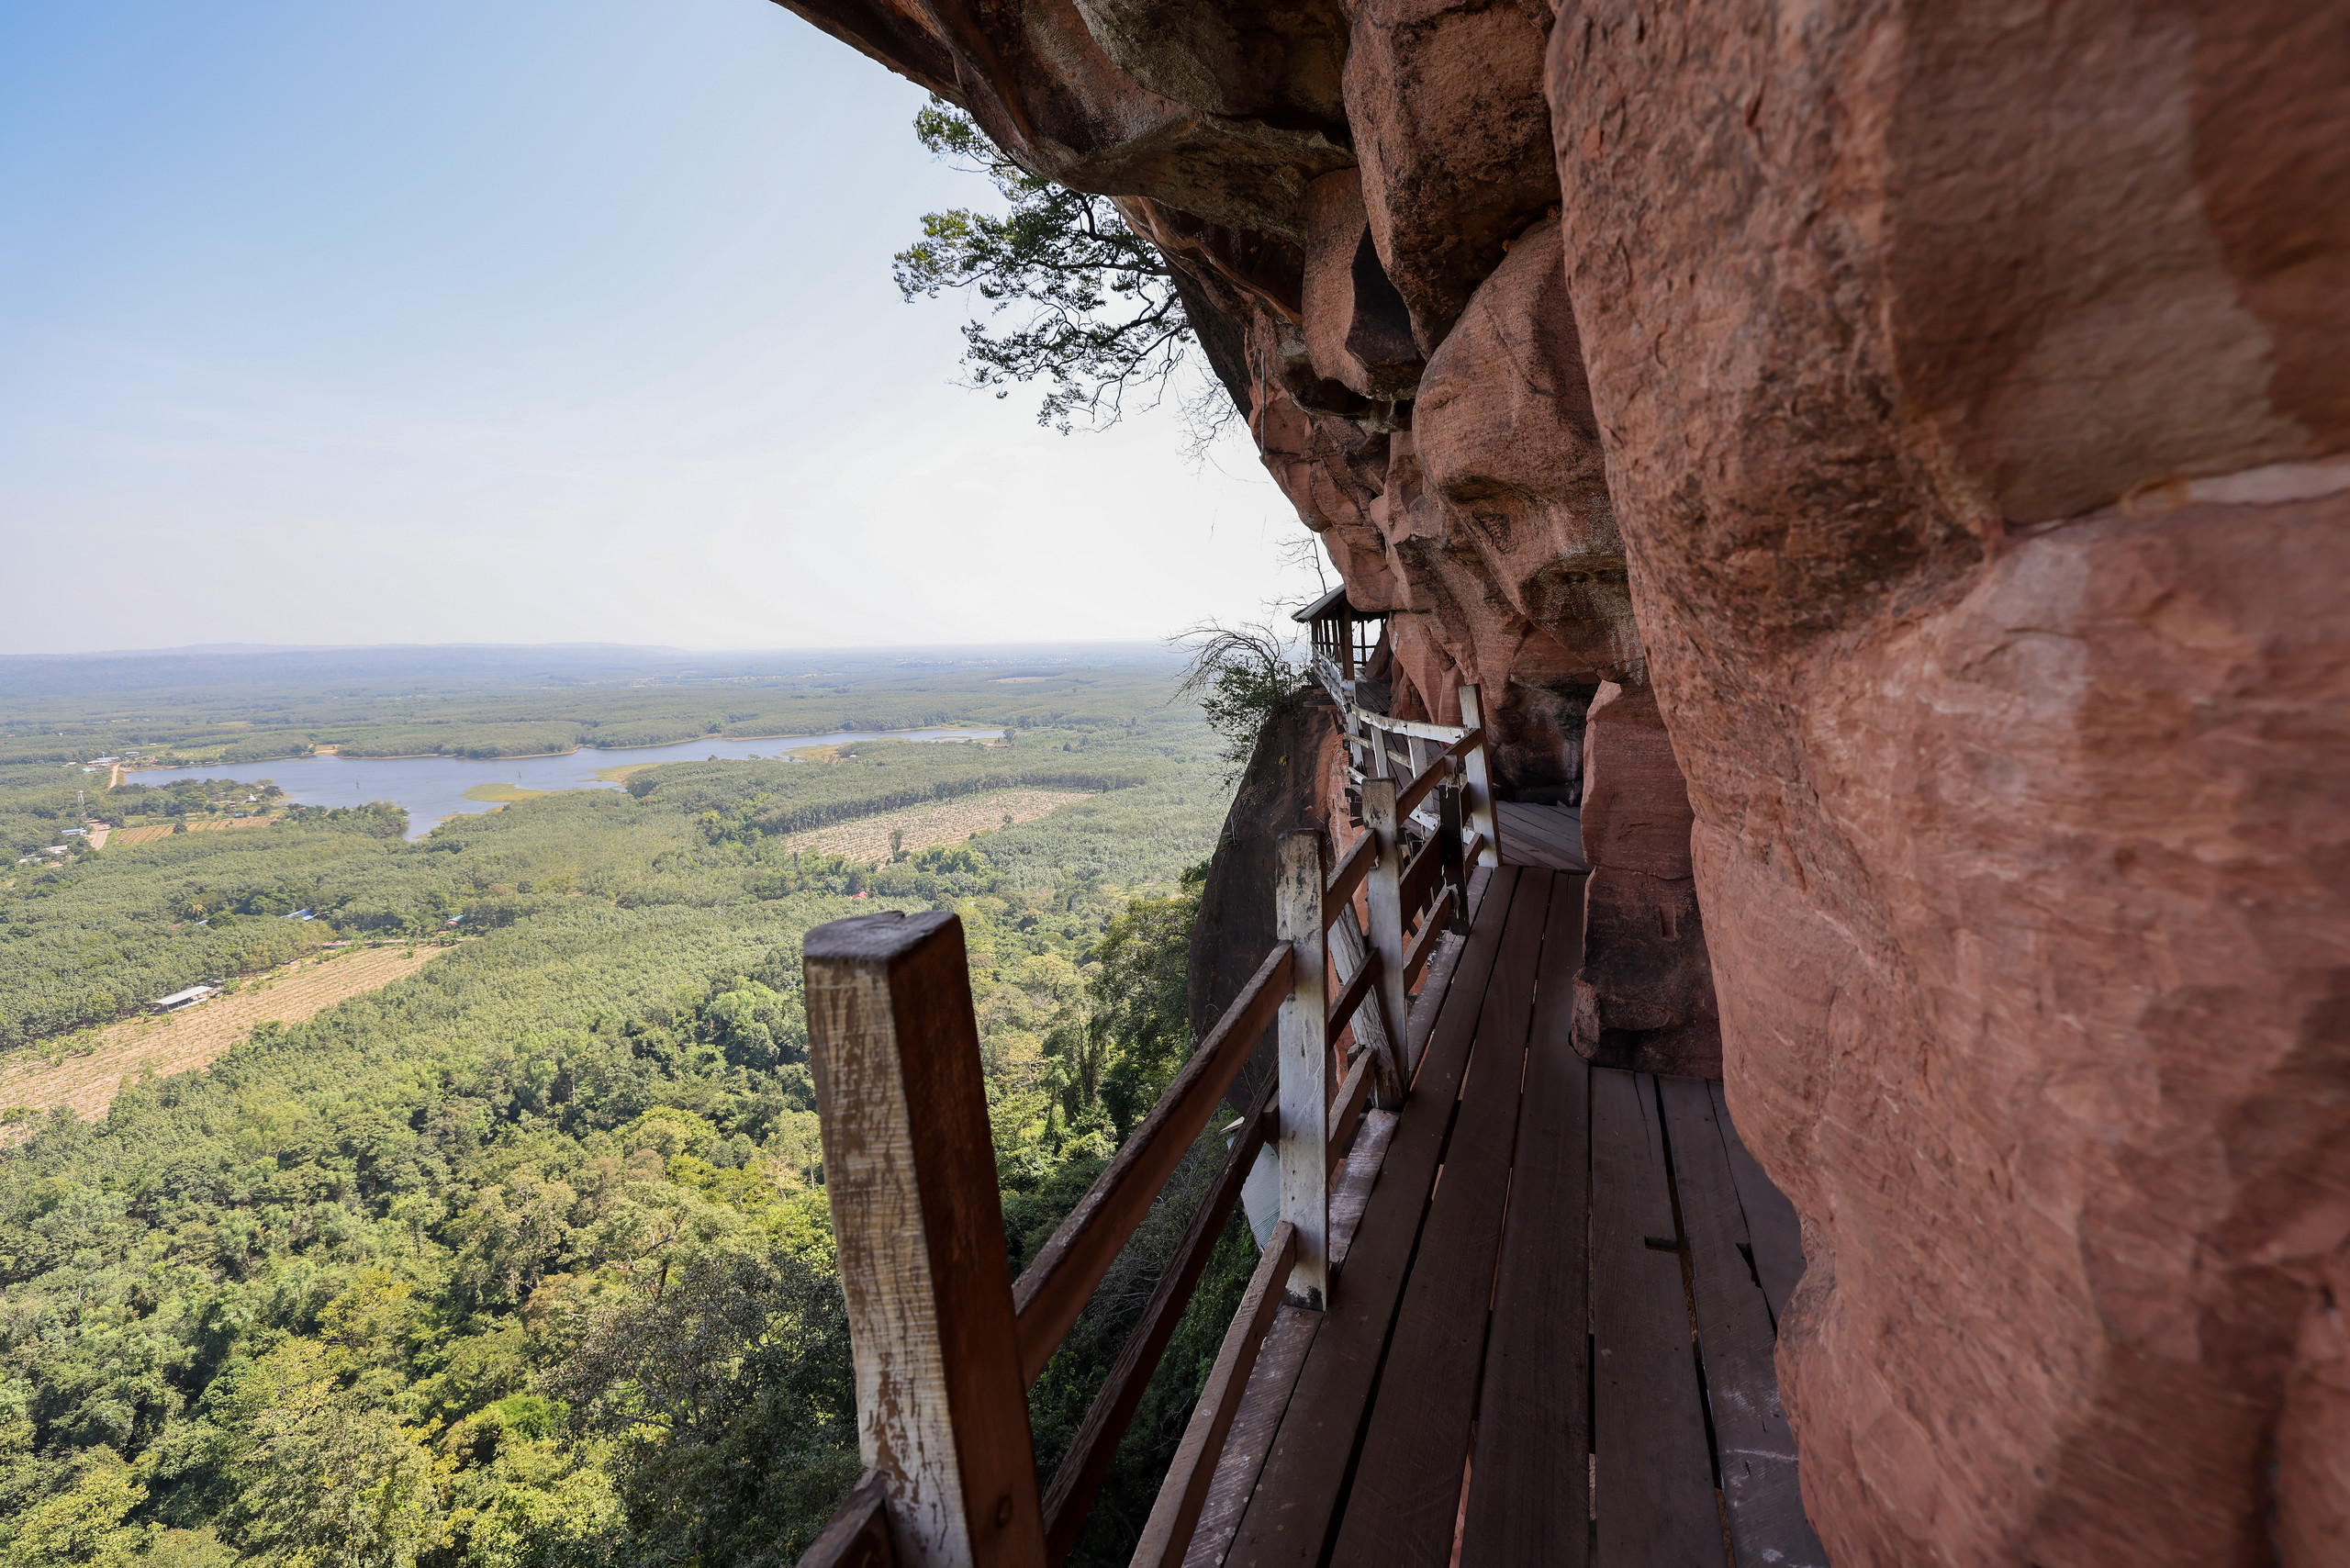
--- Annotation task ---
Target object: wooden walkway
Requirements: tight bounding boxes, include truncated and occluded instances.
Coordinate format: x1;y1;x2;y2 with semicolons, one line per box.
1185;866;1825;1568
1496;800;1587;872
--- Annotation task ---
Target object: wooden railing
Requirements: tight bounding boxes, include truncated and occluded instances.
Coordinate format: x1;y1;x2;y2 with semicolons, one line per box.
797;693;1505;1568
1327;678;1503;869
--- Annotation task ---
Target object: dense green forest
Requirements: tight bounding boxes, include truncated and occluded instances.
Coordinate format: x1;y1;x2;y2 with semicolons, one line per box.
0;663;1259;1568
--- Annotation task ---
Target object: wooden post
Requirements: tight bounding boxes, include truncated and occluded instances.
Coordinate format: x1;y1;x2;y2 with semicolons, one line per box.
1275;832;1330;1307
1438;778;1472;935
1360;779;1413;1098
803;913;1046;1568
1458;684;1502;868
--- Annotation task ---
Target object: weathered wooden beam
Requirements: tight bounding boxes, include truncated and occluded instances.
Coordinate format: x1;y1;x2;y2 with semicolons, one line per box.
1438;784;1471;935
1590;1070;1718;1564
1326;1043;1375;1171
1326;903;1400;1103
1325;946;1382;1050
1225;868;1525;1568
1393;734;1473;821
1397;831;1444;919
1323;833;1374;930
1355;711;1473;744
1276;832;1330;1307
1325;869;1549;1568
1013;942;1292;1384
803;912;1046;1568
1402;885;1453;991
1038;1085;1278;1566
1460;878;1590;1567
1457;685;1502;868
1359;779;1414;1103
1129;1222;1300;1568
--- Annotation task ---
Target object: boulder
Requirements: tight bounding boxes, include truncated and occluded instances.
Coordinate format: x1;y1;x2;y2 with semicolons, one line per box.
1343;0;1559;349
1415;217;1635;673
1068;0;1349;130
774;0;1351;241
1550;4;2350;1561
1572;680;1718;1075
1302;169;1424;400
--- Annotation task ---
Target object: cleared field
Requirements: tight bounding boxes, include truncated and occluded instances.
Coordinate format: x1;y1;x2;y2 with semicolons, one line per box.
111;816;276;846
0;945;443;1138
782;788;1094;863
461;781;554;803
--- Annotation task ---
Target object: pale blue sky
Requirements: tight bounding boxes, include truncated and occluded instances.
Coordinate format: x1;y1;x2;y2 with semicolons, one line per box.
0;0;1315;654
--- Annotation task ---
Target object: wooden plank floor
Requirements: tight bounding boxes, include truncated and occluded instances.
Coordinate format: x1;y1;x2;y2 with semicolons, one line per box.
1496;801;1587;872
1198;868;1825;1568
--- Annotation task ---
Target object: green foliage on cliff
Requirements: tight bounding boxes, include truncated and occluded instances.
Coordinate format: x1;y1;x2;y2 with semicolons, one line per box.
895;99;1197;433
1174;622;1309;779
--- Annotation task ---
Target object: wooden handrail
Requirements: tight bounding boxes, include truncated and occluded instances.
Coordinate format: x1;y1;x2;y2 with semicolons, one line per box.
1323;832;1374;930
1399;832;1445;920
799;1471;896;1568
1012;942;1293;1384
1354;711;1472;743
1130;1223;1299;1568
1437;787;1472;937
1460;830;1487;869
1038;1086;1277;1564
1359;780;1413;1100
1458;686;1503;868
1394;728;1481;820
1326;946;1382;1049
1404;885;1454;991
1327;898;1402;1103
1393;755;1445;821
1326;1044;1375;1169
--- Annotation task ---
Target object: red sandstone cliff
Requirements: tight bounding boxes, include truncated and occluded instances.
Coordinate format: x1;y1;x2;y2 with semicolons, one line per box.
766;0;2350;1560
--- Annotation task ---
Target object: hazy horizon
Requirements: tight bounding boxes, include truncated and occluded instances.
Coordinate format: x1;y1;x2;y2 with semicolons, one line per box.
1;637;1196;661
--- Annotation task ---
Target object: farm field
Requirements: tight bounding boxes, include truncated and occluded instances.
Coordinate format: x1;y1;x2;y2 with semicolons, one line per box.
109;813;277;845
780;786;1095;862
0;943;444;1137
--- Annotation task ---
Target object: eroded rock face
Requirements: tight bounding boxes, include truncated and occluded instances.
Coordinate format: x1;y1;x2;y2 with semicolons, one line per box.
767;0;2349;1555
1069;0;1348;130
1414;218;1633;678
1548;5;2350;1562
1342;0;1558;349
1302;169;1422;400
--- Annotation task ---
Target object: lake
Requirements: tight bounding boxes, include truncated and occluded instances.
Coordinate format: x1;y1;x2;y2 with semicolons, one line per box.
129;729;1003;839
